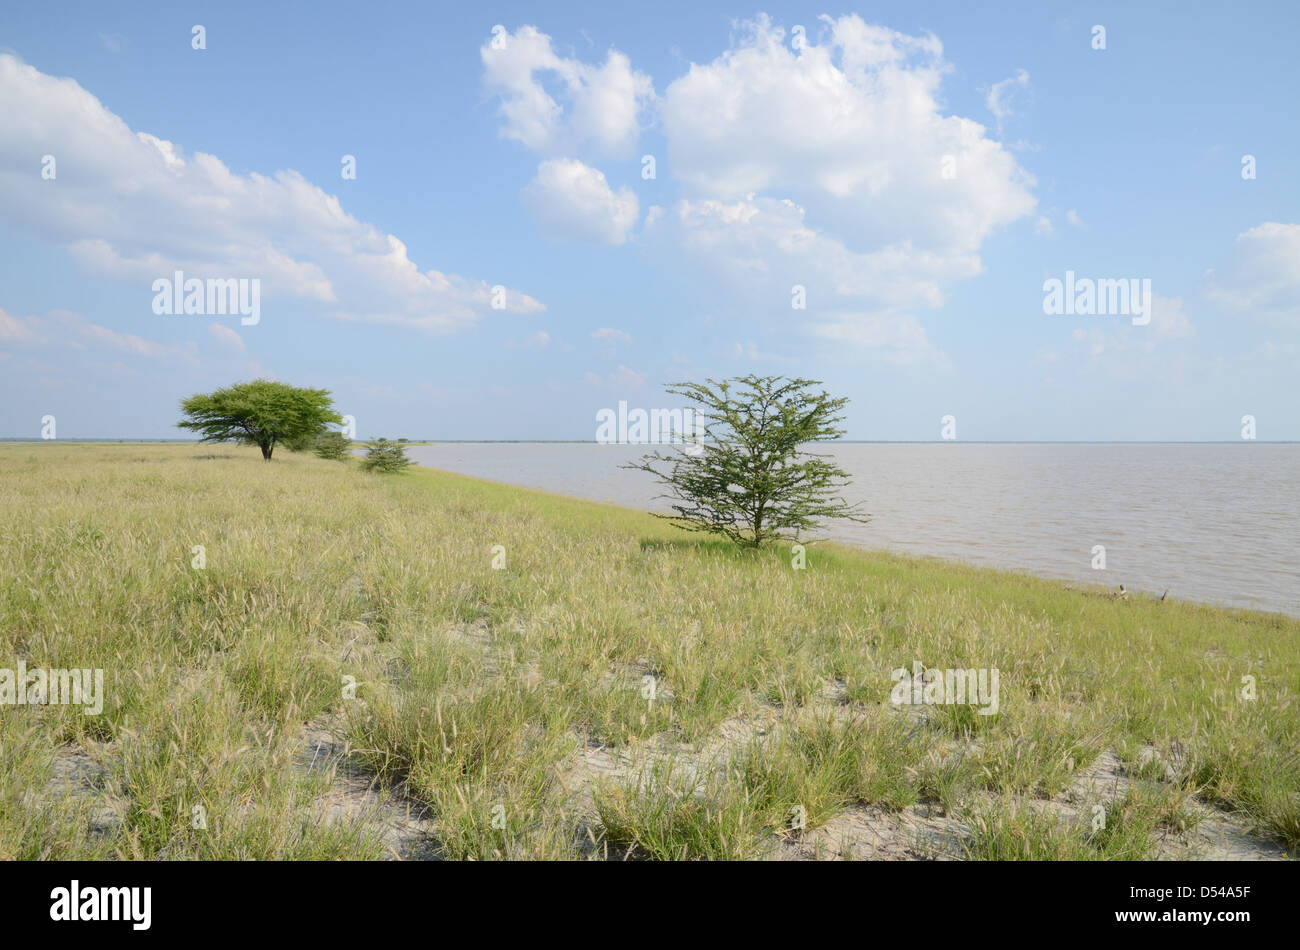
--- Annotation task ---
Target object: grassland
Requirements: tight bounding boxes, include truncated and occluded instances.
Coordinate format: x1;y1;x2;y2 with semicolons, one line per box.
1;442;1296;860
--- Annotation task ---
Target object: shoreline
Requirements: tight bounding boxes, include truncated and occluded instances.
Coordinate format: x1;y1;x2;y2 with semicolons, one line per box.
400;457;1300;622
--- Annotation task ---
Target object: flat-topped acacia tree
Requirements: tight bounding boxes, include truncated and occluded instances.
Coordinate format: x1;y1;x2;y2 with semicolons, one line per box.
177;380;343;461
627;375;868;548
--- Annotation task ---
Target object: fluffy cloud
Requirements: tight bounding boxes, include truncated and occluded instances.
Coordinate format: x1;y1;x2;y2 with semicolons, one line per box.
669;194;980;303
644;193;958;358
1206;222;1300;325
660;15;1035;256
481;26;655;158
0;54;543;334
481;17;1037;356
521;159;639;245
646;15;1035;353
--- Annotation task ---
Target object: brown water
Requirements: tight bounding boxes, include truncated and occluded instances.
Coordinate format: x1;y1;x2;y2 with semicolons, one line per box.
407;442;1300;616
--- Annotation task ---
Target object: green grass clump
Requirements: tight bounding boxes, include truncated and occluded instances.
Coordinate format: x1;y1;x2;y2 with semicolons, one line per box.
962;782;1202;861
594;758;771;860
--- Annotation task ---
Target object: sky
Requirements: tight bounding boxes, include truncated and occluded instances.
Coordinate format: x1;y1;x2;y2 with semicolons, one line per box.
1;0;1297;441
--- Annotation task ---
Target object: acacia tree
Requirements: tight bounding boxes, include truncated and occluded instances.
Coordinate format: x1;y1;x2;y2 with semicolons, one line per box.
177;380;343;461
626;375;868;548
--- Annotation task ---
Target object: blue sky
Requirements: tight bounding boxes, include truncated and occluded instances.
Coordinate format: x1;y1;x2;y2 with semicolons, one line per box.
1;0;1297;441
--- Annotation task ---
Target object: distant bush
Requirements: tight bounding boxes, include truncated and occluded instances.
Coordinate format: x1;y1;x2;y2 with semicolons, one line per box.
361;438;413;473
313;430;351;461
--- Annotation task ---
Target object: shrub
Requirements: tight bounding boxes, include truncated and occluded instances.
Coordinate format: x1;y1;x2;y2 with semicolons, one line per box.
313;431;351;461
361;438;413;474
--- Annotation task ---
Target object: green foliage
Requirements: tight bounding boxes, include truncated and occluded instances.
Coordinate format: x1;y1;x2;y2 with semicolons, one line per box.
176;379;342;461
361;438;413;474
312;430;352;461
628;375;868;547
281;429;320;453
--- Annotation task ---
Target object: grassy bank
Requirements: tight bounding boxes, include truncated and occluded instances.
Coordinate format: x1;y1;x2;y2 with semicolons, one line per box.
1;443;1295;860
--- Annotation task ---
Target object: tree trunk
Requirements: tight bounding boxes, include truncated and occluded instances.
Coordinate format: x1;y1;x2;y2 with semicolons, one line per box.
261;442;273;461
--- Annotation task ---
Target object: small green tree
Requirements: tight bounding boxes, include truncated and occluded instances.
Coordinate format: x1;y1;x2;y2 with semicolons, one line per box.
313;430;352;461
177;380;342;461
627;375;868;548
361;438;413;473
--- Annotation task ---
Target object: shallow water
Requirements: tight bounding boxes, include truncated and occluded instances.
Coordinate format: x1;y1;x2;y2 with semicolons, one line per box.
407;442;1300;617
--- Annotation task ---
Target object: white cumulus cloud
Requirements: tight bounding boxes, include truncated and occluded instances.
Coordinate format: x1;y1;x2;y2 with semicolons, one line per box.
644;14;1035;353
659;15;1036;255
481;26;655;158
522;159;639;245
0;54;543;335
